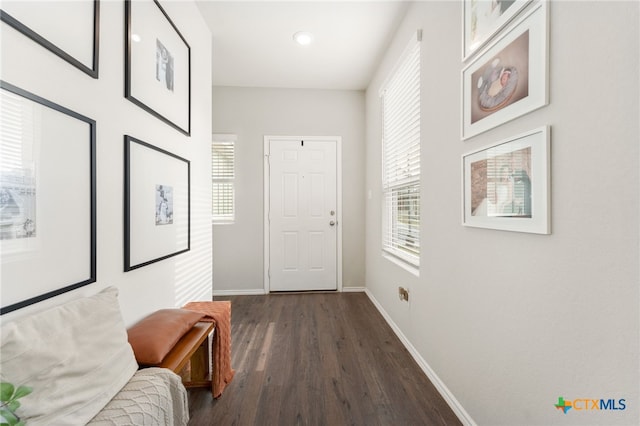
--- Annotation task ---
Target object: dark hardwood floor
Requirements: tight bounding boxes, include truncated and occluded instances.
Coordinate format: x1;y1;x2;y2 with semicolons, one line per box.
188;292;461;426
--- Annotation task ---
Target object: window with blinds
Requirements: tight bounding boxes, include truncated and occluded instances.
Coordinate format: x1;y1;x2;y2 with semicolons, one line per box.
211;136;235;223
381;31;421;268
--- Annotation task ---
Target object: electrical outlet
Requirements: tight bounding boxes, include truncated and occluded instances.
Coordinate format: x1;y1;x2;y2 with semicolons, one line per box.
398;286;409;302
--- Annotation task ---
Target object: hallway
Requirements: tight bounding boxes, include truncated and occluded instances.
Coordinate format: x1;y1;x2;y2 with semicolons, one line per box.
188;292;461;425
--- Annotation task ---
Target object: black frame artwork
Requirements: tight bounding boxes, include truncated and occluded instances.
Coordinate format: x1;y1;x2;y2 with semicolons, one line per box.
124;135;190;271
0;81;97;314
125;0;191;136
0;1;100;78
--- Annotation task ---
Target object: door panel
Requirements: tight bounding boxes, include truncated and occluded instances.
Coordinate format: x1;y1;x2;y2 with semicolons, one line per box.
308;232;325;270
309;173;324;217
282;232;299;271
282;173;298;217
269;138;337;291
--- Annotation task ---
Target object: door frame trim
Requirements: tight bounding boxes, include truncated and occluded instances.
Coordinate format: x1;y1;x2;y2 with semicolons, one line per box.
263;135;343;294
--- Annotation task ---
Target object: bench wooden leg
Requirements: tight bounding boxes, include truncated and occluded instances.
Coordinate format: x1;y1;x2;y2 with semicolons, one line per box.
182;335;212;389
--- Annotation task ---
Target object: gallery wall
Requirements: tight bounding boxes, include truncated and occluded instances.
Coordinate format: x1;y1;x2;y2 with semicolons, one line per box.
210;86;366;293
0;0;213;326
365;1;639;425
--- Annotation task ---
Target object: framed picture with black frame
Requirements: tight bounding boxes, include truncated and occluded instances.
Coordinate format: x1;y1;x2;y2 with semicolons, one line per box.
125;0;191;136
0;0;100;78
0;81;97;314
124;135;190;271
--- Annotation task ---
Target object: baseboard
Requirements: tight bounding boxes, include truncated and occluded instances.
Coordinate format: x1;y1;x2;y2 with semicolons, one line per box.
214;288;365;296
213;289;266;297
342;286;366;292
364;289;476;426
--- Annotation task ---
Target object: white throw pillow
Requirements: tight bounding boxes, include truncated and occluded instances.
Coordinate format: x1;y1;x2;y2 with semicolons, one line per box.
0;286;138;426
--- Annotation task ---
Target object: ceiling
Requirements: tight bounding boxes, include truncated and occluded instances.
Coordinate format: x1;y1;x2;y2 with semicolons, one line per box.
195;1;410;90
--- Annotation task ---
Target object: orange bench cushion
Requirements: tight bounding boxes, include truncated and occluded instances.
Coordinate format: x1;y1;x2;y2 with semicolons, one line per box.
127;309;205;365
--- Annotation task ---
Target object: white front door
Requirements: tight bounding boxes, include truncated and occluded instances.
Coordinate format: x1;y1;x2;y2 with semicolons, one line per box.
266;137;338;291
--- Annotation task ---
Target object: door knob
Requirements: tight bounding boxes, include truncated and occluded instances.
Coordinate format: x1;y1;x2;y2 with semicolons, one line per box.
329;221;336;226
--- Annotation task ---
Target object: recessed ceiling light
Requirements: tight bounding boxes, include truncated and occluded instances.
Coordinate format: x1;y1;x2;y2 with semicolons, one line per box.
293;31;314;46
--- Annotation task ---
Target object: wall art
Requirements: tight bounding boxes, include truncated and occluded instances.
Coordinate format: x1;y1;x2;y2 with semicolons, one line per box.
462;126;550;234
462;0;532;61
0;81;96;314
0;0;100;78
125;0;191;136
124;135;190;271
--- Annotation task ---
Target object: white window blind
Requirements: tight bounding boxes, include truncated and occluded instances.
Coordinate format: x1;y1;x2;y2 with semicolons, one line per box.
381;31;421;267
212;135;235;223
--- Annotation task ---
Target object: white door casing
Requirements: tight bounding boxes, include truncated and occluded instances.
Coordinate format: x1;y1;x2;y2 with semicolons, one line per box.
264;136;342;292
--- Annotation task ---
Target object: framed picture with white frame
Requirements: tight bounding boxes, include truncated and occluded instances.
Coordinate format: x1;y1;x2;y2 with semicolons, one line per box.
462;0;532;61
462;126;550;234
461;0;548;140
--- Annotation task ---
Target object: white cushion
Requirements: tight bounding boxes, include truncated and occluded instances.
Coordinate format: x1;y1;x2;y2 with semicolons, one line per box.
0;287;138;426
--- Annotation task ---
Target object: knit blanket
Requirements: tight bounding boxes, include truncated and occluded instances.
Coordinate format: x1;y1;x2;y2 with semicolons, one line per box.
182;301;235;398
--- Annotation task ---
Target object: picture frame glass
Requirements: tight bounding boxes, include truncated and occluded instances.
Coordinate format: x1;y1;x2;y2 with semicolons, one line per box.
470;30;529;125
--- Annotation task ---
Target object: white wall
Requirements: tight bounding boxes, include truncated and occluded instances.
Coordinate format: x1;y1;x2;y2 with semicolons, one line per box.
1;1;212;326
365;1;639;425
211;86;365;293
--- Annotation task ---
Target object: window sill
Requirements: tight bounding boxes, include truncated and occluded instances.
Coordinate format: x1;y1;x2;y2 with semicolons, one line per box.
382;252;419;277
212;220;235;226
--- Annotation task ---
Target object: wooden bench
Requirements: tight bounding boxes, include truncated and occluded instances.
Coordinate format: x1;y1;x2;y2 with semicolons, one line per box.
157;321;215;390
